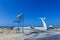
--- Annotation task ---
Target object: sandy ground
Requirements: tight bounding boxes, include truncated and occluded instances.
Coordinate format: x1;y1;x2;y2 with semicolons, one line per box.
0;33;24;40
0;28;32;40
24;30;60;40
0;29;60;40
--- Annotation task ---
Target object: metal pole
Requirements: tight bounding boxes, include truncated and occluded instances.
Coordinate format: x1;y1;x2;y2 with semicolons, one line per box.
17;18;20;33
22;13;24;34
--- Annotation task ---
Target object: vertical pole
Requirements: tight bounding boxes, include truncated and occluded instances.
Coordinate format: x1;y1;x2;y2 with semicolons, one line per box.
17;18;20;33
22;13;24;34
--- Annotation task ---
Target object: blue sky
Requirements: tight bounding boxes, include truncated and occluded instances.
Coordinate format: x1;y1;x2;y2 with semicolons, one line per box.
0;0;60;26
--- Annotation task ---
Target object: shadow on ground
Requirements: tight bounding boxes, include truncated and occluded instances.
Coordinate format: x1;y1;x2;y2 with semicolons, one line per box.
24;33;60;40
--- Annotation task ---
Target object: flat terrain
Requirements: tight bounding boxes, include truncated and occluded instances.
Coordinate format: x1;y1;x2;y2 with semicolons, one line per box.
25;30;60;40
0;29;60;40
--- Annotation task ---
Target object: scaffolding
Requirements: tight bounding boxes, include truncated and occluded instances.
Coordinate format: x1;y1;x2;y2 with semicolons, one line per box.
13;13;24;33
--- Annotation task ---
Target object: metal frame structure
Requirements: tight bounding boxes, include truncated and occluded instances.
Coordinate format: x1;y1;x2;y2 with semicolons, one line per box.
13;13;24;33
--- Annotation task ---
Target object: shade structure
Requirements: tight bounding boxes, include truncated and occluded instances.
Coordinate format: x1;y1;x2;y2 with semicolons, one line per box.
17;13;23;18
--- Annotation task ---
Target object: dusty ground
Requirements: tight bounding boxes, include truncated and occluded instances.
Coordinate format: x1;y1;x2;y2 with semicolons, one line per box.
0;28;60;40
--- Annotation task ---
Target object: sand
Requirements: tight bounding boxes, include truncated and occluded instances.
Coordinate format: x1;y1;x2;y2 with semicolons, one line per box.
0;28;60;40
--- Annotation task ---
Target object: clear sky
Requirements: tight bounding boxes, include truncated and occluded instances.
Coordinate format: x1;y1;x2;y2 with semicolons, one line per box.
0;0;60;26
